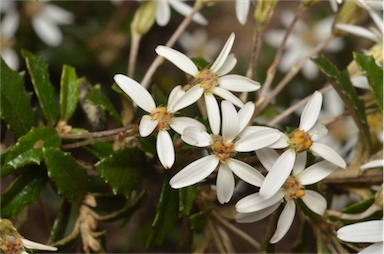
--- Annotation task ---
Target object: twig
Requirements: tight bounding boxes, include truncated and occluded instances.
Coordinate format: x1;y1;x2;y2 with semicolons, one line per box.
128;35;141;77
60;125;136;140
140;1;204;88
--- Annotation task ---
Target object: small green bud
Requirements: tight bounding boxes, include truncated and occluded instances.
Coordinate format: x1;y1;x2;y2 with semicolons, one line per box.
300;0;319;7
131;1;156;38
254;0;277;27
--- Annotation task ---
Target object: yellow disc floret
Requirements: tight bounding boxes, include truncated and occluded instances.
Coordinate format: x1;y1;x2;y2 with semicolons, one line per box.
288;130;313;153
283;176;305;199
198;69;219;93
150;107;173;130
211;136;236;162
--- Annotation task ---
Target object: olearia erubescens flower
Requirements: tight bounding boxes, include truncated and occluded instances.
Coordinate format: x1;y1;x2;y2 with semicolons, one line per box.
113;74;205;169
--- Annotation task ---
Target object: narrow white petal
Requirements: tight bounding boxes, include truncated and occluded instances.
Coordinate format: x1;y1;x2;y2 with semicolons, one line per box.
308;123;328;141
155;46;199;76
169;155;219;188
235;130;281;152
205;94;221;135
299;91;323;132
170;117;206;135
259;150;296;199
235;203;280;223
181;126;212;147
156;0;171;26
139;115;158;137
210;33;235;72
298;160;339;185
1;49;19;70
302;61;319;80
270;199;296;244
359;243;383;254
240;127;288;149
268;133;290;149
301;190;327;215
32;16;62;46
236;0;250;25
236;191;284;213
361;160;383;170
172;85;204;112
212;87;244;108
216;53;237;76
351;75;370;90
114;74;156;112
292;152;307;175
167;85;185;112
221;100;239;142
1;11;19;38
157;130;175;169
310;142;346;168
237;102;255;133
42;4;74;24
21;239;57;251
219;75;261;92
228;158;265;187
256;148;279;172
168;0;207;25
216;164;235;204
337;220;383;243
336;23;380;42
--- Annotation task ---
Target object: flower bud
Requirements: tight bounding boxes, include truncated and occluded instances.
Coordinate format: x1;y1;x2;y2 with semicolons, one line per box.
131;1;156;38
254;0;277;27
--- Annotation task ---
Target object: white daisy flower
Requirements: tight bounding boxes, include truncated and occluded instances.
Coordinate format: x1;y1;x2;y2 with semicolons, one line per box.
259;91;347;199
235;0;252;25
236;148;339;243
24;1;74;47
0;2;19;70
170;100;281;204
155;0;207;27
113;74;206;169
265;11;344;79
156;33;261;135
337;220;383;254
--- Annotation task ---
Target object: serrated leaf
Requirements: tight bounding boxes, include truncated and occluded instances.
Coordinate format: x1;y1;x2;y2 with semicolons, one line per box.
353;52;383;111
60;65;81;120
1;166;47;217
85;142;114;159
43;148;88;203
0;58;34;137
86;85;122;126
22;49;58;125
95;148;145;197
1;127;61;176
147;179;179;247
179;185;197;216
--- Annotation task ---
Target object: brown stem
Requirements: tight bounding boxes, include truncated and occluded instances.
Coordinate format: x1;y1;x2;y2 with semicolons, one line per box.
60;125;136;140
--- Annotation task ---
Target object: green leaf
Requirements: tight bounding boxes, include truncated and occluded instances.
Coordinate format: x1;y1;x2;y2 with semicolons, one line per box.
179;185;197;216
60;65;81;121
189;210;210;232
95;148;145;197
147;179;179;247
49;200;72;243
86;85;122;126
85;142;114;159
1;166;47;217
0;58;34;137
22;49;58;125
1;127;61;176
353;52;383;111
341;196;374;214
43;148;88;203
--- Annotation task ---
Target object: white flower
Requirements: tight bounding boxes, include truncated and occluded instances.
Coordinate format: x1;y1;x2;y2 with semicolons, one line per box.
0;2;19;70
235;0;252;25
156;33;261;135
170;100;281;204
113;74;205;169
24;1;74;46
178;29;221;61
155;0;207;27
337;220;383;254
259;91;347;199
236;148;339;243
265;11;344;79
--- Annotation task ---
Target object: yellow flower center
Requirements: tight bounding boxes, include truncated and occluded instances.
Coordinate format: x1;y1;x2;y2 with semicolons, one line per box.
198;69;219;93
150;107;173;131
288;130;313;153
367;112;383;136
0;235;24;254
211;136;236;162
0;38;14;51
283;176;305;199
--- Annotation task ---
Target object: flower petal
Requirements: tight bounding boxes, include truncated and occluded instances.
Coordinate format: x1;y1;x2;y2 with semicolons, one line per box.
21;238;57;251
1;10;19;38
157;130;175;169
270;199;296;244
170;117;206;135
299;91;322;132
219;75;261;92
114;74;156;112
181;126;212;147
235;203;280;223
168;0;208;25
236;191;284;213
172;85;204;112
292;152;307;175
210;33;235;72
259;150;296;199
167;85;185;112
235;130;281;152
256;148;279;172
139;115;158;137
359;243;383;254
337;220;383;243
228;158;264;187
336;23;380;42
308;123;328;141
155;46;199;76
221;100;239;142
42;4;74;24
155;0;171;26
297;160;339;185
310;142;346;168
204;94;221;135
32;15;63;46
169;155;219;189
237;101;255;133
301;190;327;215
361;160;383;171
216;53;237;76
212;87;244;108
235;0;250;25
216;164;235;204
